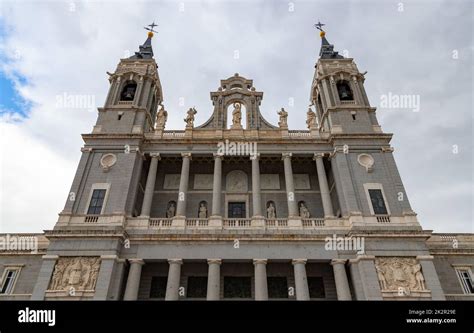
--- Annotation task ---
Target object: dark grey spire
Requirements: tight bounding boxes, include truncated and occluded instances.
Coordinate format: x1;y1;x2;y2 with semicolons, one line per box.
129;34;154;59
319;33;344;59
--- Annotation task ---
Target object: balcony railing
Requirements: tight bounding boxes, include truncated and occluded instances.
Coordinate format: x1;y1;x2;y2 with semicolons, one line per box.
186;218;209;227
375;215;391;223
223;218;251;228
302;218;325;227
162;130;186;138
149;218;173;227
288;130;311;137
84;215;99;223
265;219;288;227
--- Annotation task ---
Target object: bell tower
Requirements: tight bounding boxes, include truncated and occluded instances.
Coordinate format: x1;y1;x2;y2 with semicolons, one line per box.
93;25;163;135
310;25;382;135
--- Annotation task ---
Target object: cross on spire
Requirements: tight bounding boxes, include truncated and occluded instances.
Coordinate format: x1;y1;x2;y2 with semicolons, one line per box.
144;21;158;34
314;21;325;32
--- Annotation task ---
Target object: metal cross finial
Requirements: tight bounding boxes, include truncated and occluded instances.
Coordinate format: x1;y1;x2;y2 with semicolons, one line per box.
144;21;158;34
314;21;325;31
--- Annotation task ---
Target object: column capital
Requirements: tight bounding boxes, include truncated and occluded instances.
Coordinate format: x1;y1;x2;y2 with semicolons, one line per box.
168;259;183;265
181;152;192;159
282;152;292;160
213;152;224;159
292;259;307;265
253;259;267;265
128;259;145;265
313;153;327;160
207;259;222;265
150;152;161;159
250;153;260;160
330;259;347;266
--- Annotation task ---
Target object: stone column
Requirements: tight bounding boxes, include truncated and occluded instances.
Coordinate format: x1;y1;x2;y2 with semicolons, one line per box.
140;153;160;217
165;259;183;300
211;154;223;217
331;259;352;300
176;153;191;217
253;259;268;300
123;259;144;300
251;153;263;218
31;255;58;300
314;153;335;217
292;259;310;300
207;259;221;300
282;153;298;217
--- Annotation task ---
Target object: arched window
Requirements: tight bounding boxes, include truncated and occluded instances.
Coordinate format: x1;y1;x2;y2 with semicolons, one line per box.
120;81;137;101
336;80;353;101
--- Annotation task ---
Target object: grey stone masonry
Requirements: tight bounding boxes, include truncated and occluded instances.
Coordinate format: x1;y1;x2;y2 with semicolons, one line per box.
292;259;310;300
331;259;352;300
207;259;221;300
253;259;268;300
31;255;58;300
123;259;144;300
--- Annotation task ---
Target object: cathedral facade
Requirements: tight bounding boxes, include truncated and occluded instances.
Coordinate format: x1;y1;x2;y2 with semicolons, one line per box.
0;29;473;301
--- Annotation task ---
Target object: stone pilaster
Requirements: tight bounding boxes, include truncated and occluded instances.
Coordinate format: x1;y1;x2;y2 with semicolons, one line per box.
211;154;223;218
251;153;263;219
31;255;58;300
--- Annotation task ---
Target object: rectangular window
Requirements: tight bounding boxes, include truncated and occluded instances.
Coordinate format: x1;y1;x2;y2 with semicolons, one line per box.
0;268;19;294
456;269;474;294
268;277;288;299
223;277;251;299
149;276;167;298
87;189;106;215
308;277;326;299
368;189;388;215
186;276;207;298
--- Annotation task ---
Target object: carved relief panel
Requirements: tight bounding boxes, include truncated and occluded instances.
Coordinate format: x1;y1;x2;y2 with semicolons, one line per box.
375;257;427;292
48;257;101;291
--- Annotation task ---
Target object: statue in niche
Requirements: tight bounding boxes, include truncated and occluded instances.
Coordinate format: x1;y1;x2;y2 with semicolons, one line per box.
306;107;317;129
278;108;288;127
413;264;426;290
184;107;197;128
266;202;276;219
198;202;208;218
156;104;168;128
231;102;242;128
166;201;176;218
299;202;310;218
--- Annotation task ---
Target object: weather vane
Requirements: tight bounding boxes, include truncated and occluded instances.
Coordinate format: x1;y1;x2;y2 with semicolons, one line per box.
144;21;158;34
314;21;325;32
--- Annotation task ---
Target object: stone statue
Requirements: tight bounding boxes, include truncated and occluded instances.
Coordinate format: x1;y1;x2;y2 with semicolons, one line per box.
48;257;101;291
299;202;310;218
306;108;317;129
376;266;387;290
278;108;288;127
266;202;276;219
166;202;176;218
413;264;426;290
375;257;427;292
156;104;168;128
184;107;197;128
198;202;207;218
231;102;242;128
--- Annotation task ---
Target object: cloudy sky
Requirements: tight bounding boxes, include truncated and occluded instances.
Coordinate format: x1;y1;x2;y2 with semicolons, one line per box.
0;0;472;233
